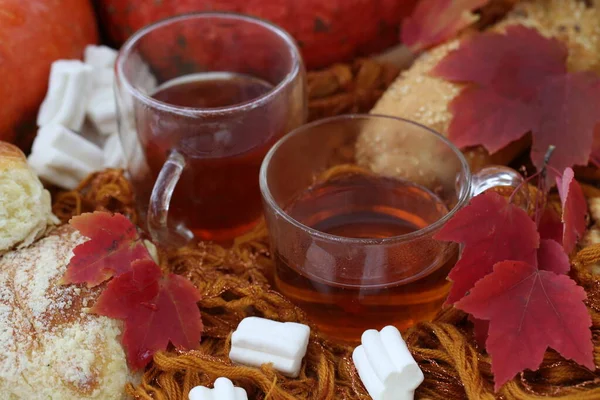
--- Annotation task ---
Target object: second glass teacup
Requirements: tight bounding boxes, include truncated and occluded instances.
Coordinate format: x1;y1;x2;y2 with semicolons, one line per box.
260;114;523;342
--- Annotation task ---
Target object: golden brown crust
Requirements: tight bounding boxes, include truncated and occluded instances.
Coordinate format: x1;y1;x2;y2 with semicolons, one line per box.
0;141;26;164
0;225;133;399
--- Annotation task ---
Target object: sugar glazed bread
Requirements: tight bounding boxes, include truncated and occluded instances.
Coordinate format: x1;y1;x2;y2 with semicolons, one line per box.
0;224;134;399
0;142;57;252
358;0;600;177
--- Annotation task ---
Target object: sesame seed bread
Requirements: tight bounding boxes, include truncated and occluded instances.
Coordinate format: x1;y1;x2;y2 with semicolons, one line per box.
0;225;134;399
0;142;58;253
359;0;600;180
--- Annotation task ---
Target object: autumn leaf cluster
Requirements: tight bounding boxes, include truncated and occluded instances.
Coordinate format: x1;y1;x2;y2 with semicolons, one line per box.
61;212;203;370
435;169;591;389
432;26;600;175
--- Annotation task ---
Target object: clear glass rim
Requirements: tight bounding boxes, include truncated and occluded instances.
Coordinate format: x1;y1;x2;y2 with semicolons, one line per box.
115;11;302;117
259;114;473;245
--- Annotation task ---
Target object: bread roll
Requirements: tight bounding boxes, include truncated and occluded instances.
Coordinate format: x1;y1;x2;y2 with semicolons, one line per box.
0;225;135;399
359;0;600;177
0;142;57;252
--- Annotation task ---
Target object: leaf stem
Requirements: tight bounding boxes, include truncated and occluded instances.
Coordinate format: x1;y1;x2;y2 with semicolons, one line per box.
508;170;541;205
508;145;557;225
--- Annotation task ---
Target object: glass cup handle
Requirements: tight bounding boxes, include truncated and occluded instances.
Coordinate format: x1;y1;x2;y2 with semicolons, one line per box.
147;150;194;246
470;165;526;204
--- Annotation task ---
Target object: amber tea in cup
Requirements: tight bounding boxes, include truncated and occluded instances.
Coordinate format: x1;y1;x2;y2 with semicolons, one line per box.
115;13;306;244
259;115;523;342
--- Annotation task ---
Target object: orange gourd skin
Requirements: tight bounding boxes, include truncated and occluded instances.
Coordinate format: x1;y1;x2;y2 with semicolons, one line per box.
0;0;98;150
96;0;418;69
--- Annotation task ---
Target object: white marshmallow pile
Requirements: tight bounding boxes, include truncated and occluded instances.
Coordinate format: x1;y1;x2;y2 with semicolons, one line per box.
37;60;94;130
84;45;119;135
353;326;424;400
28;124;105;189
103;132;127;169
29;45;126;189
188;377;247;400
229;317;310;378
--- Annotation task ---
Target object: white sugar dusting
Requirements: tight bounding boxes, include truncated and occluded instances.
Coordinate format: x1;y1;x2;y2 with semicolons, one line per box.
0;226;134;399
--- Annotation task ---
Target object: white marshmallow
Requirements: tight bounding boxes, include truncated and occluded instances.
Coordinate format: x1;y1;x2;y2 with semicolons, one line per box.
79;120;105;147
139;62;158;92
126;53;158;93
84;45;118;69
117;122;150;177
353;326;423;400
29;147;96;179
92;68;115;89
87;88;117;134
104;133;126;169
37;60;94;131
28;124;103;190
27;149;92;190
85;45;116;89
229;317;310;377
33;124;104;170
188;378;247;400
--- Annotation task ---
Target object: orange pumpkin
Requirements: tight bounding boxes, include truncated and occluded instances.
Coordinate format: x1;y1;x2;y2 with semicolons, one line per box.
0;0;98;150
95;0;419;69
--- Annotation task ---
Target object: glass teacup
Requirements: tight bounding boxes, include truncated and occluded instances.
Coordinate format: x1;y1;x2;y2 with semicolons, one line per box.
115;12;306;245
259;114;523;342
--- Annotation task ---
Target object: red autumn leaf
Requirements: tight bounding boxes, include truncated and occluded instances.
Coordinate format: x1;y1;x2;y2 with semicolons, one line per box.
556;168;588;253
432;26;567;91
469;315;489;348
531;74;600;172
468;239;569;348
434;191;539;303
90;259;161;319
401;0;489;52
537;239;570;274
590;124;600;168
122;274;203;369
92;259;203;370
442;86;537;154
457;260;593;390
62;212;153;287
538;207;563;244
432;26;600;173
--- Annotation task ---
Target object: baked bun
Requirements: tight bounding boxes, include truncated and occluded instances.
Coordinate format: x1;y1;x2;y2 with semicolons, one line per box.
0;225;134;399
358;0;600;177
0;142;57;252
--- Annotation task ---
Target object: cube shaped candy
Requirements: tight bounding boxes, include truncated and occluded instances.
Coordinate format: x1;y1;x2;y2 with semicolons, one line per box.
229;317;310;378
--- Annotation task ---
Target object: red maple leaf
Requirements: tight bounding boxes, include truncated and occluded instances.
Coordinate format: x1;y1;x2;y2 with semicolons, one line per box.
432;26;600;173
456;260;593;390
62;212;153;287
556;168;588;253
469;315;489;348
537;239;570;274
538;207;563;244
590;124;600;168
431;26;567;92
401;0;489;52
434;191;539;303
90;258;161;319
91;259;203;369
532;74;600;172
